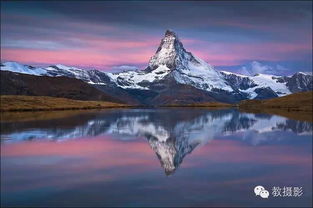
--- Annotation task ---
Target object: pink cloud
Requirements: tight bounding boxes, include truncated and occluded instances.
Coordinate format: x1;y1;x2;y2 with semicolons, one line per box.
1;47;152;70
187;40;312;66
1;32;311;69
82;36;159;50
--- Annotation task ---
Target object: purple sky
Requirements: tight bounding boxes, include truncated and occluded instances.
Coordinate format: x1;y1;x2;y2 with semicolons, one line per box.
1;1;312;75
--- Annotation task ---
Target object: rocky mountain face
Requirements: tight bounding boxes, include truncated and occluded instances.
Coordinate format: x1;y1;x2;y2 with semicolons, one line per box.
1;30;312;104
285;72;313;93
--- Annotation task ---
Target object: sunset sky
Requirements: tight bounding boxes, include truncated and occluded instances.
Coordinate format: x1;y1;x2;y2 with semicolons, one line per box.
1;1;312;75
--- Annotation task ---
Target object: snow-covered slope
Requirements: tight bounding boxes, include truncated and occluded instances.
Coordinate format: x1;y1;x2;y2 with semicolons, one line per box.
106;65;172;90
45;65;110;85
221;71;312;98
1;61;110;85
238;74;290;98
0;62;47;76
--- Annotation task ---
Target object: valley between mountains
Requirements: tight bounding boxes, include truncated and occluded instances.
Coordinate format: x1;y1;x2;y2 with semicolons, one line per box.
1;30;312;114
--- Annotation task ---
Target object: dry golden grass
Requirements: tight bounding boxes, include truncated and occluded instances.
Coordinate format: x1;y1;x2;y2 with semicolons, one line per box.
0;110;104;122
0;95;130;112
239;91;313;122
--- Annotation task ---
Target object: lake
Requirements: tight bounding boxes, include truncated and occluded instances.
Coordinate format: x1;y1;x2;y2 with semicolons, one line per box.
1;108;312;207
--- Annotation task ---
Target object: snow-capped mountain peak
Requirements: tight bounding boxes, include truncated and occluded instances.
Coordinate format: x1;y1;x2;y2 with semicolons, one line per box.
147;30;189;71
144;30;234;92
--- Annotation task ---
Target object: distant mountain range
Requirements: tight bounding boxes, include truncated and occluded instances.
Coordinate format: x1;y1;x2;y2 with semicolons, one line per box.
1;30;312;104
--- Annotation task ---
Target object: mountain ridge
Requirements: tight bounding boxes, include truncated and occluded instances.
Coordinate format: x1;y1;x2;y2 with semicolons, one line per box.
1;30;312;104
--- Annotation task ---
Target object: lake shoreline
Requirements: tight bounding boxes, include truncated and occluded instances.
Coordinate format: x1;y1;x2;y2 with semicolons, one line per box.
0;104;235;112
0;95;234;112
1;93;312;123
1;106;312;124
238;91;313;122
0;95;132;112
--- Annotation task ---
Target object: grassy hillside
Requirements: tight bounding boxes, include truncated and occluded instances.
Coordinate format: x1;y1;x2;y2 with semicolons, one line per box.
0;110;99;122
0;71;123;103
0;95;130;112
239;91;313;122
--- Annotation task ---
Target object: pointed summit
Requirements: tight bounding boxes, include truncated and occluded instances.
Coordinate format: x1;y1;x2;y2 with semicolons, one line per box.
164;29;177;38
146;30;192;71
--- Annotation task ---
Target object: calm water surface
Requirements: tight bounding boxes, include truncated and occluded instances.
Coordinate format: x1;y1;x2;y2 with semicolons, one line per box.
1;108;312;207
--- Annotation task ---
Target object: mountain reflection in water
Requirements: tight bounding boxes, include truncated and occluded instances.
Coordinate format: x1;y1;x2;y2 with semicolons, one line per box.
1;109;312;175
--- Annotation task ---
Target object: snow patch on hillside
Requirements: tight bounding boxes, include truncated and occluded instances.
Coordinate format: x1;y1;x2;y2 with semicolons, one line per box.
240;73;291;98
107;65;172;89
